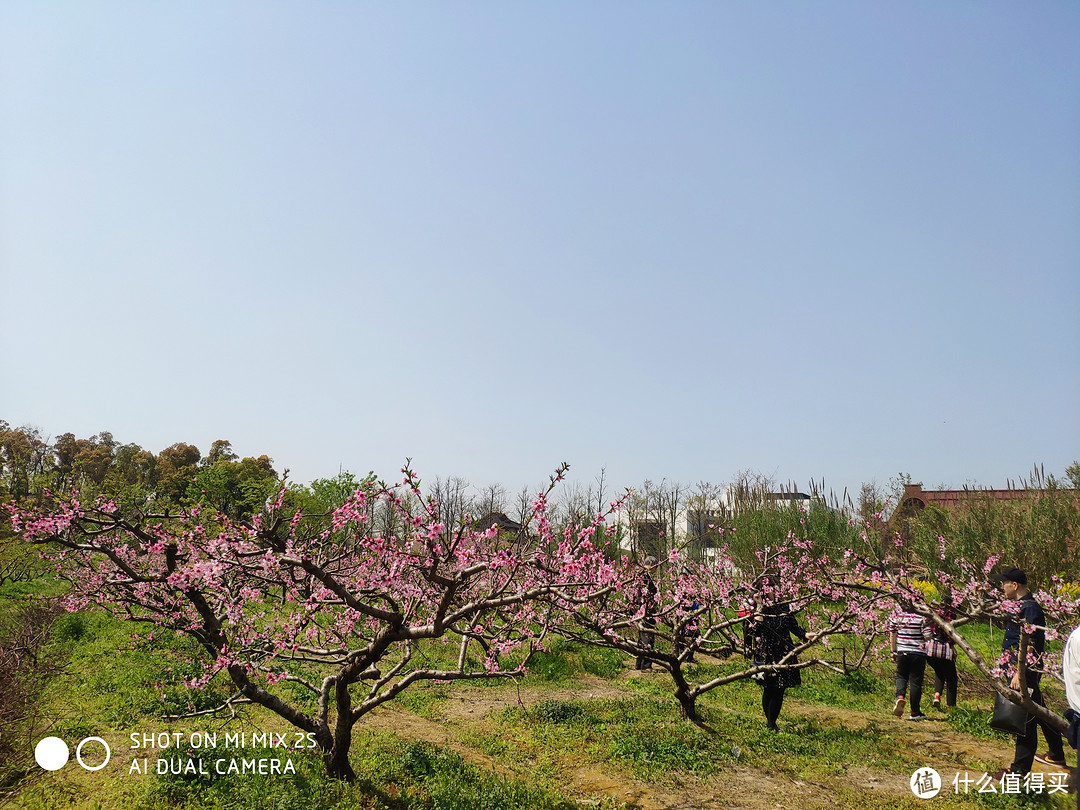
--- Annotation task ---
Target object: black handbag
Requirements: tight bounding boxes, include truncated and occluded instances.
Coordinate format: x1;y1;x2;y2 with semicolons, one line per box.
989;693;1029;736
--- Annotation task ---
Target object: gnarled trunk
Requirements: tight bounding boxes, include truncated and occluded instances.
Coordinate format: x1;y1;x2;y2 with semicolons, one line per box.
675;686;699;721
324;740;356;781
323;672;358;780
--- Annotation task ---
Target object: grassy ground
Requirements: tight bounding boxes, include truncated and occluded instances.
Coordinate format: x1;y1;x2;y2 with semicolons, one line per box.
2;595;1075;810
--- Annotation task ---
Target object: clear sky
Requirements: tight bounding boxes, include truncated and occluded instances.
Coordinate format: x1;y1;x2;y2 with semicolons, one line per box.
2;3;1078;503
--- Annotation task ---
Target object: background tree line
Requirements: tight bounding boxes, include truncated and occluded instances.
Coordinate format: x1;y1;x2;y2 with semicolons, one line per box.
3;419;1077;589
0;421;276;516
610;467;1080;589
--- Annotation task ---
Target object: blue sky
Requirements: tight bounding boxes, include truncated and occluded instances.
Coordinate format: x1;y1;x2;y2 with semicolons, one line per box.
2;3;1078;502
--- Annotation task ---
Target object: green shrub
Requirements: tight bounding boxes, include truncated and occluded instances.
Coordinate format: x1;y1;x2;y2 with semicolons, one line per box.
527;650;576;682
609;726;720;778
838;669;877;695
397;687;447;720
401;739;443;777
579;646;623;678
946;704;1009;741
533;699;585;725
52;612;87;642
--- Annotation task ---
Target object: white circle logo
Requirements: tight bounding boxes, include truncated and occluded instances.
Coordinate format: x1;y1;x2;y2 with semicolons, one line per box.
34;736;111;772
34;737;69;771
910;767;941;799
76;737;111;771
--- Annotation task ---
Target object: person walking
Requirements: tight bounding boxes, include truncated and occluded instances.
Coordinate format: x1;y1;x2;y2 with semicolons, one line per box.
1062;625;1080;809
888;604;932;720
992;567;1067;778
926;587;959;711
743;579;812;732
673;595;700;663
634;556;659;671
1065;624;1080;729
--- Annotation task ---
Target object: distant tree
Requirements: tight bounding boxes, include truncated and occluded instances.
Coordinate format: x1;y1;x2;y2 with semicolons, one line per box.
475;482;507;519
0;425;49;501
108;443;150;490
192;454;278;521
658;480;686;557
204;439;239;467
683;481;726;562
71;434;114;487
52;432;79;492
592;468;610;517
156;442;202;502
299;471;375;513
857;481;884;525
158;442;202;472
512;484;534;532
551;481;591;532
1066;461;1080;491
427;475;473;540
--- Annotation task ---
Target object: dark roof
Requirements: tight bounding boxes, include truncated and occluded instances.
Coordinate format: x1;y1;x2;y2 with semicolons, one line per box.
473;511;524;533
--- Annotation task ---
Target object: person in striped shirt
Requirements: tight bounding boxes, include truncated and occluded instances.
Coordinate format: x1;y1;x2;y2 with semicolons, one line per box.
887;605;933;720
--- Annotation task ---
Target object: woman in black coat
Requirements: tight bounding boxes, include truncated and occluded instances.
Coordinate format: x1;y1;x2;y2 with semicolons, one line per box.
744;587;811;732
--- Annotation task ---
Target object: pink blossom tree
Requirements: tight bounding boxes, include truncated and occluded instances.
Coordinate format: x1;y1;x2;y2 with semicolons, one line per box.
825;529;1080;736
9;463;619;780
547;526;886;722
549;503;1080;732
748;503;1080;737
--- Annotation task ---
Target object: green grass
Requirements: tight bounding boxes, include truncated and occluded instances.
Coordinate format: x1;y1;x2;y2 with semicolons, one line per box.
40;610;232;728
6;595;1076;810
394;686;449;721
523;638;626;683
14;734;591;810
480;691;883;783
3;607;613;810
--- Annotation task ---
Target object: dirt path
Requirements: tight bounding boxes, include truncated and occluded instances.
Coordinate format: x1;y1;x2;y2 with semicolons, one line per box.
360;678;1072;810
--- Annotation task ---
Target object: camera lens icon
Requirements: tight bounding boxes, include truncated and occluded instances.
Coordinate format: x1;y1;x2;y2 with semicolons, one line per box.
35;736;111;772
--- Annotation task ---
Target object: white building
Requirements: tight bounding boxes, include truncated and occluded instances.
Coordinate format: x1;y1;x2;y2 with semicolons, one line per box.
614;488;814;565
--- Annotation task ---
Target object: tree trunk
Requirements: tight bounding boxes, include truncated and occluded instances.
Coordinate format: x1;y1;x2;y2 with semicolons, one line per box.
324;741;356;781
324;674;357;780
676;687;699;722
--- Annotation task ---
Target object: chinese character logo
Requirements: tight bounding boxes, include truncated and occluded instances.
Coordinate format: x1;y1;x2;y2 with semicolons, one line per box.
910;767;942;799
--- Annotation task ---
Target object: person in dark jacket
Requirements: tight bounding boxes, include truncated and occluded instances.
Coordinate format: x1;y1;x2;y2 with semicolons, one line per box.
674;595;701;663
743;579;812;732
634;556;659;670
993;567;1068;777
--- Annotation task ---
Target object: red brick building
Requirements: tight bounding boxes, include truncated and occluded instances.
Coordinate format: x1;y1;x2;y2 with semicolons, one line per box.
896;483;1048;516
